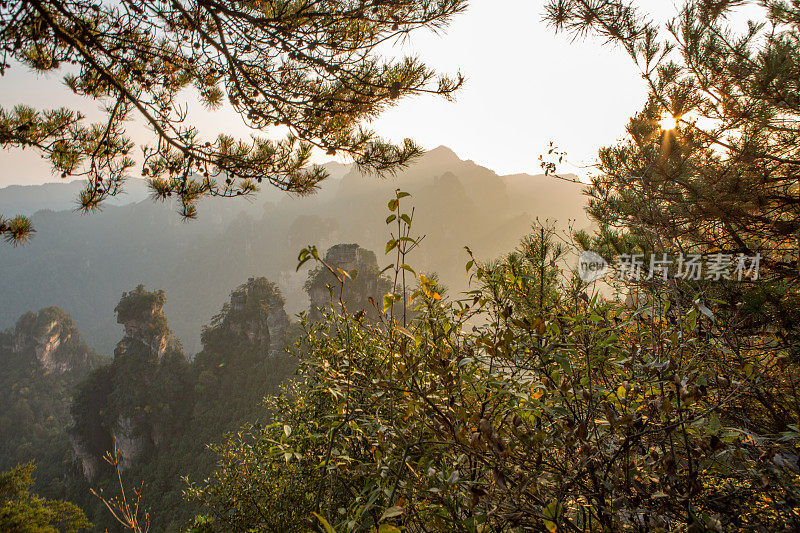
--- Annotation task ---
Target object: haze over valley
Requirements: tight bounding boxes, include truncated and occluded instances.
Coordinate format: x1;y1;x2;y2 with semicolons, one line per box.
0;146;587;354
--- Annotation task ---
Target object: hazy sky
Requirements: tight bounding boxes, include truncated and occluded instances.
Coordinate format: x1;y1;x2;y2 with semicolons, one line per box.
0;1;759;187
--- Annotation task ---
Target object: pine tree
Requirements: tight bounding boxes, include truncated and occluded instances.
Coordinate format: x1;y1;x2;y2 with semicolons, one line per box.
545;0;800;348
0;0;466;242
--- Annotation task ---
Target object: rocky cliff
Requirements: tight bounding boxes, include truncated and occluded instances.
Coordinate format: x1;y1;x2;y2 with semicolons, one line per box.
71;280;291;481
7;307;99;375
0;307;105;492
113;284;178;361
306;244;391;320
219;277;290;357
71;285;189;478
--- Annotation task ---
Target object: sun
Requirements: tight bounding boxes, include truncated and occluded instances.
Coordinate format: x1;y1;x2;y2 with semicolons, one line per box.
659;112;679;130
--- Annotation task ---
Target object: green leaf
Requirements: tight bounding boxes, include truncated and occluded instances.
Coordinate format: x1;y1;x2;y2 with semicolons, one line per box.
544;501;562;520
312;513;336;533
400;214;412;226
698;303;715;322
383;294;396;311
400;263;416;276
386;214;397;224
296;247;316;272
388;199;399;211
396;191;411;199
386;240;398;254
296;256;311;272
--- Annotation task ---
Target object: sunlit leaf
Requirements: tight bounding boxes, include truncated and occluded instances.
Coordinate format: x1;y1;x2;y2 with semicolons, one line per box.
312;513;336;533
379;505;404;521
400;264;416;276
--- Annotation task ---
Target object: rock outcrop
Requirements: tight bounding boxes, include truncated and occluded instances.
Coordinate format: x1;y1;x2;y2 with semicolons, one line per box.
70;281;292;483
0;307;105;489
71;285;187;478
8;307;97;375
307;244;390;320
112;416;147;469
225;277;289;356
113;285;177;361
70;435;101;481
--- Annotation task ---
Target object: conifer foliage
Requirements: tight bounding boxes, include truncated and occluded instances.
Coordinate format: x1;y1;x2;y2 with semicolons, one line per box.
0;0;466;241
544;0;800;349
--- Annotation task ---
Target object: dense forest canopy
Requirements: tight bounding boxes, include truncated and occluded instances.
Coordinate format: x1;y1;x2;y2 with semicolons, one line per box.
0;463;89;532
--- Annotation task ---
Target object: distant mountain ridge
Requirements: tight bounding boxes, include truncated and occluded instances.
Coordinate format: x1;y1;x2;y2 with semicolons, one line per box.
0;179;151;216
0;147;588;353
0;161;354;217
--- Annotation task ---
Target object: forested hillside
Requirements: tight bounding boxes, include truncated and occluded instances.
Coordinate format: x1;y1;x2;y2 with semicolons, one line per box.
63;279;303;531
0;278;303;531
0;307;107;500
0;244;401;530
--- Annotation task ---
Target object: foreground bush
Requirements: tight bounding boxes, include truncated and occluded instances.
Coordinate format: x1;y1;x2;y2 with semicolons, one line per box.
190;194;800;531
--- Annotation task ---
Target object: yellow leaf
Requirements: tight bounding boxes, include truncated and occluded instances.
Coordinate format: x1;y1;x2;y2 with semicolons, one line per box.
421;284;442;300
394;327;415;341
312;513;336;533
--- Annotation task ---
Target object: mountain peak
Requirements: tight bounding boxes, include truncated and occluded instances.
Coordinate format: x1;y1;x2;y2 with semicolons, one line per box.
424;145;461;161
